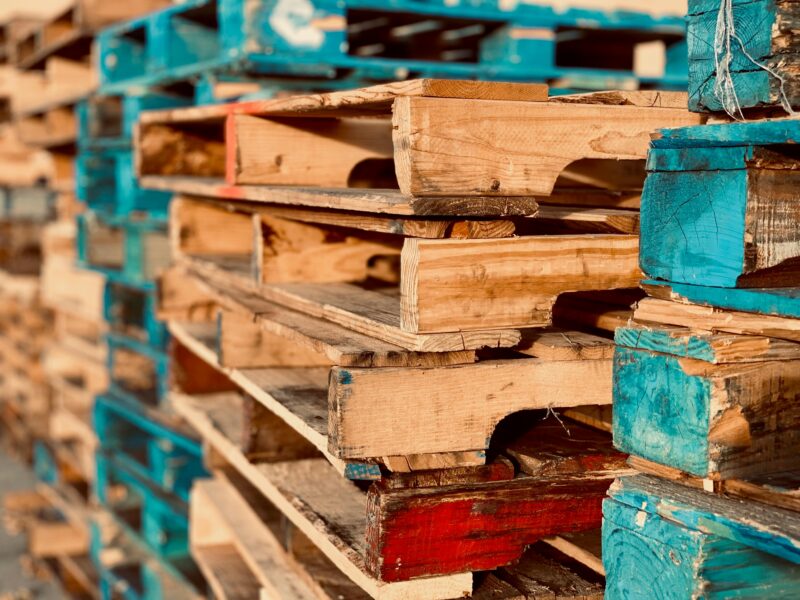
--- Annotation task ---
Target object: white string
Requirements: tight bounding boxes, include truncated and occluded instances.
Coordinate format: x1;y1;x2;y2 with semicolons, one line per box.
713;0;795;118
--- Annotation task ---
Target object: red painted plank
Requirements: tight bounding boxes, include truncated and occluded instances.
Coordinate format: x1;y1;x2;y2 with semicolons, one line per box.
366;476;611;582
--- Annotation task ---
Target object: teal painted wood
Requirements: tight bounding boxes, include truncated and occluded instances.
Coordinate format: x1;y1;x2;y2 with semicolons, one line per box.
613;347;712;476
644;280;800;318
608;475;800;566
615;326;717;363
655;118;800;149
646;146;752;172
96;0;688;93
603;492;800;599
640;164;749;287
104;282;169;350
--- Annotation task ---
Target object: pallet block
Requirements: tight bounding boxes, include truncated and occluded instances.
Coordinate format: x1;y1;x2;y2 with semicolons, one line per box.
170;195;641;336
642;119;800;288
97;0;687;92
687;0;800;113
173;389;626;593
137;80;699;202
603;475;800;599
614;323;800;480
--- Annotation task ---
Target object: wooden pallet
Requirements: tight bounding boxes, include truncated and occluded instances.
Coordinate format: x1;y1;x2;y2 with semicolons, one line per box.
165;275;629;468
136;80;700;210
173;386;627;593
192;470;606;600
169;194;641;336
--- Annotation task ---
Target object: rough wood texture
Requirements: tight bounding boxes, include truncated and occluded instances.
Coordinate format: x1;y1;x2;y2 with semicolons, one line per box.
604;475;800;600
614;327;800;479
329;357;613;459
401;235;641;333
393;97;701;197
636;293;800;343
366;475;613;582
641;145;800;288
687;0;800;112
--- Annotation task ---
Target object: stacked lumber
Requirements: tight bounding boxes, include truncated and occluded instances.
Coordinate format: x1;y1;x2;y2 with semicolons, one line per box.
603;112;800;595
131;78;706;597
0;18;56;464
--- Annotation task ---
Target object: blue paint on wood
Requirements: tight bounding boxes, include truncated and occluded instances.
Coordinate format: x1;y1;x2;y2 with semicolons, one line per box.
655;118;800;148
686;0;779;112
609;475;800;566
96;0;687;93
615;326;717;363
644;280;800;318
603;491;800;599
613;347;712;476
640;165;748;287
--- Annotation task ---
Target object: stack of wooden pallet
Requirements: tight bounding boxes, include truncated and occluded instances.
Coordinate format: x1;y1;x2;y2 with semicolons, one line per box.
603;1;800;596
0;17;56;465
130;78;703;598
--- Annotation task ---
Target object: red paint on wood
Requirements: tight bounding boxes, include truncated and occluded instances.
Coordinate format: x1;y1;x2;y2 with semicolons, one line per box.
366;477;610;582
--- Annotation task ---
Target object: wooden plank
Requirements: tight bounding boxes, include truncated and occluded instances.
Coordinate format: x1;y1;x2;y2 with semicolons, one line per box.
635;294;800;343
608;474;800;565
329;356;613;459
400;235;641;333
172;392;472;600
191;476;320;599
365;473;616;582
614;332;800;479
493;546;603;599
141;176;540;217
603;475;800;600
209;281;476;368
181;195;517;239
516;329;615;361
228;115;394;187
140;79;549;124
616;322;800;364
393;97;702;197
185;260;522;352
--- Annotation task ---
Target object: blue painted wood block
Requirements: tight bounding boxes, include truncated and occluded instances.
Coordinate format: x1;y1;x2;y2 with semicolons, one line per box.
78;93;190;151
641;134;800;288
613;331;800;479
604;475;800;599
687;0;800;113
643;280;800;319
